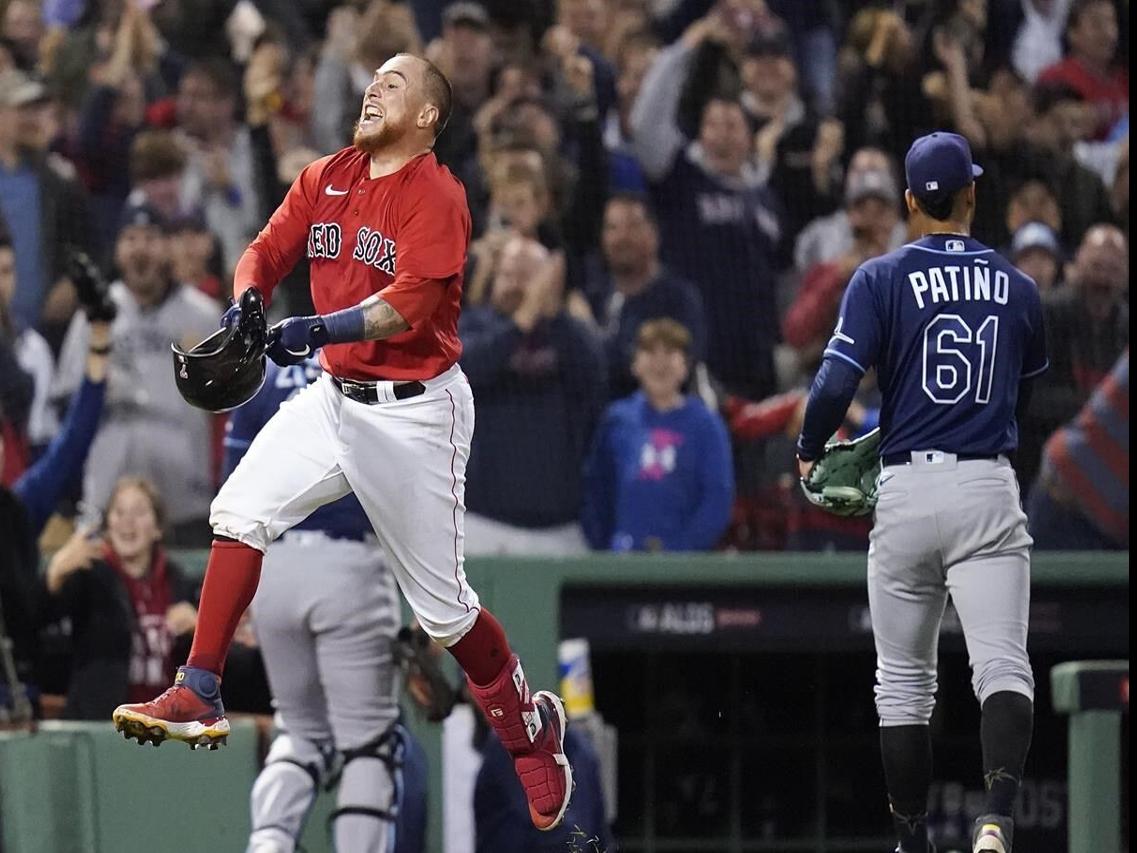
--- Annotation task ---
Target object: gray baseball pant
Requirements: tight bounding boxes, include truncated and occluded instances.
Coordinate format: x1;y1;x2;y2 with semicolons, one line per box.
246;531;401;853
868;454;1035;727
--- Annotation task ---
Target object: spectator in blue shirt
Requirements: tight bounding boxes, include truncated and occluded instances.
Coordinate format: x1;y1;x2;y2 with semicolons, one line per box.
0;69;93;344
583;318;733;552
586;192;706;400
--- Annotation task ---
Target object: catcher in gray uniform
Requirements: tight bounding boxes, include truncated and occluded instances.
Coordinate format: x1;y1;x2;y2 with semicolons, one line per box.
227;357;425;853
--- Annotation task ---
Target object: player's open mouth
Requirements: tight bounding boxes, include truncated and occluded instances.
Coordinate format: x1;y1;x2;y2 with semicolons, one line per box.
359;104;384;129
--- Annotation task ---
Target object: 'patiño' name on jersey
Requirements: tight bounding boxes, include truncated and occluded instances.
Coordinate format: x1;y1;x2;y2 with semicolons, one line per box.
908;262;1010;310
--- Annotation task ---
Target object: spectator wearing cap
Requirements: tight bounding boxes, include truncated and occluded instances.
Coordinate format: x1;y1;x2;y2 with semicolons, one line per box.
630;14;785;398
782;166;902;366
793;147;907;271
459;237;606;556
1027;350;1128;550
173;59;264;275
1038;0;1127;140
54;201;217;546
582;318;732;552
1007;221;1064;291
0;69;94;342
585;193;706;399
1016;223;1129;488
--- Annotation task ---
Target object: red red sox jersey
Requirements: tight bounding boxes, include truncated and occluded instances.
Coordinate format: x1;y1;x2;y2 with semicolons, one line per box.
234;148;471;381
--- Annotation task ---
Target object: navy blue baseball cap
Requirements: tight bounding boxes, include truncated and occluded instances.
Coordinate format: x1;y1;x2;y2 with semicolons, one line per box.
904;132;983;206
117;199;168;235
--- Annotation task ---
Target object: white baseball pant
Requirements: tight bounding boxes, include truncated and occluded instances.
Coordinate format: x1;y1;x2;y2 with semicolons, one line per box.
211;364;481;645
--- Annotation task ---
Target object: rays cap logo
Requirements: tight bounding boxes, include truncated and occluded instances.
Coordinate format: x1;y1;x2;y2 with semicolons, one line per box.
905;131;983;207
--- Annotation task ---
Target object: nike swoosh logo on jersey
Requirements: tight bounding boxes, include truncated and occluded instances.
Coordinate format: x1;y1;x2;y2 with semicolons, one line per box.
324;185;349;196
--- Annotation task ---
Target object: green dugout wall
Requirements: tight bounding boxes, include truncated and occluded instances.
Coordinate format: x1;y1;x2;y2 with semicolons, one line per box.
0;552;1127;853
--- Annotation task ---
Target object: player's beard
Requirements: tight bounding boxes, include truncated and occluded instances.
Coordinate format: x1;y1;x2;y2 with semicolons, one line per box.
352;118;404;155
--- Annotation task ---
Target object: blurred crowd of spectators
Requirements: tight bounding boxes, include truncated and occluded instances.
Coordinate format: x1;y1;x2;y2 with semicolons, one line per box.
0;0;1129;559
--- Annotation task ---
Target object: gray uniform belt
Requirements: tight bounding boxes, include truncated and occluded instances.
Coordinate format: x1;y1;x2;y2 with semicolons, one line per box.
882;451;999;467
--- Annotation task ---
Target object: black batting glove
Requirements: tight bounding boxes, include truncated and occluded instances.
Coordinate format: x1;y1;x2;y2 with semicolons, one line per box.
67;249;117;323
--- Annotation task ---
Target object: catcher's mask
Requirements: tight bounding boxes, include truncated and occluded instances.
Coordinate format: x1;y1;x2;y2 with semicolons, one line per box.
172;288;268;412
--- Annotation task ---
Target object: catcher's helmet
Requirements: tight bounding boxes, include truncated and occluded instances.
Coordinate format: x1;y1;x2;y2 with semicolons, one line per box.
172;288;268;412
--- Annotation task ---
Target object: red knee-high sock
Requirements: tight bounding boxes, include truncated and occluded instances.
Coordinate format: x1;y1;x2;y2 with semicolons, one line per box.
455;610;542;756
448;609;512;685
186;540;263;675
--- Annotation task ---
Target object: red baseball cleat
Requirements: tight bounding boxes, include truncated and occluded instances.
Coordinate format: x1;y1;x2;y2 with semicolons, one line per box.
468;655;574;830
112;666;230;750
519;690;574;830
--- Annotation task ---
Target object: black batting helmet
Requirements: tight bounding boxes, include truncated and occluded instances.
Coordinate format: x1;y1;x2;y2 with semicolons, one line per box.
172;287;268;412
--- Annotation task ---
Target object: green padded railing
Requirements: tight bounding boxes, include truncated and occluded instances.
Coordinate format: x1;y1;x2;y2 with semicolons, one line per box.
3;551;1126;853
1051;660;1130;853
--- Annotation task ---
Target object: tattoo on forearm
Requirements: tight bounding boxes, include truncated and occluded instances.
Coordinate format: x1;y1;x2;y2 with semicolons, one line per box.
361;295;410;340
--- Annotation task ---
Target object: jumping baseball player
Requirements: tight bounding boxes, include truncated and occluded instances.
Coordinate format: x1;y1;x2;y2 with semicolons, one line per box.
228;356;424;853
796;133;1047;853
113;53;573;832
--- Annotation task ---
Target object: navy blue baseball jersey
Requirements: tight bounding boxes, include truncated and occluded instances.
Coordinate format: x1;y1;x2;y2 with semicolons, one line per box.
824;234;1048;458
223;358;372;539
